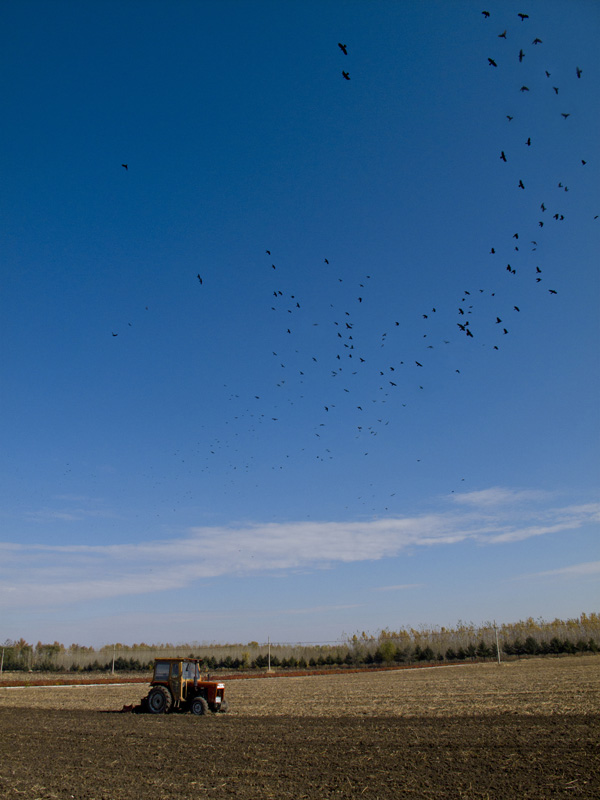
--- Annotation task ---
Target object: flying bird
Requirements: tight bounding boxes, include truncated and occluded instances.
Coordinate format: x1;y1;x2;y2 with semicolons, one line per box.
506;115;514;121
338;43;348;54
342;71;350;80
500;151;507;162
197;274;203;284
520;85;530;91
121;164;128;170
549;289;557;294
519;179;525;188
519;49;525;62
561;113;570;119
498;30;507;38
518;13;529;21
553;86;559;94
532;38;542;45
482;11;490;18
488;58;497;67
576;67;582;78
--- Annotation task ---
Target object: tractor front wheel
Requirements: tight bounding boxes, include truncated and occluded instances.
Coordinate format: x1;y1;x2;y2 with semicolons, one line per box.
191;696;209;716
147;686;172;714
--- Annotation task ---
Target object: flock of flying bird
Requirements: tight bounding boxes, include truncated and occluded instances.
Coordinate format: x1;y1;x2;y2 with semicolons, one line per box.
110;10;593;492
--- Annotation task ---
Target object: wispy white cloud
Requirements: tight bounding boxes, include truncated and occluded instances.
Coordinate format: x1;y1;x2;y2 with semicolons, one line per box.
450;487;550;507
1;490;598;610
24;506;116;523
516;560;600;580
372;584;423;592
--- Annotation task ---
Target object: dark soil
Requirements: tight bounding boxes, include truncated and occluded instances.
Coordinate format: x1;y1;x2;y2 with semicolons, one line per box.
0;708;598;799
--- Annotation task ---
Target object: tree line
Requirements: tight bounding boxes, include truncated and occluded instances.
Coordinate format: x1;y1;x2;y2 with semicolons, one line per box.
1;612;598;673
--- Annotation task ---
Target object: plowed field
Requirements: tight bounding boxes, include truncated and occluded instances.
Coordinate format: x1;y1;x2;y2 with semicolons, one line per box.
1;657;598;799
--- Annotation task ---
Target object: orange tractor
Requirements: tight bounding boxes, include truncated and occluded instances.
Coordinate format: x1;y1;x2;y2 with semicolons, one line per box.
137;657;228;715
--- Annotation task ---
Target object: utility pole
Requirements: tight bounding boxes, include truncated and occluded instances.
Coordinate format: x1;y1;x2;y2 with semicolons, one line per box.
0;648;4;674
494;622;501;665
267;637;271;672
111;645;116;675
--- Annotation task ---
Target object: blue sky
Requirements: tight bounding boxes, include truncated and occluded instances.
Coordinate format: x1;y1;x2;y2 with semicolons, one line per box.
1;0;598;647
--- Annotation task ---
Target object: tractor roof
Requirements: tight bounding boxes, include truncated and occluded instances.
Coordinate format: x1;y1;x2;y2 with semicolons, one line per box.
154;657;199;663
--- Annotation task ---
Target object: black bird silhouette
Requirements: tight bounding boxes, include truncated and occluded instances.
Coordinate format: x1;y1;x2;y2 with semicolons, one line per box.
266;250;270;254
506;115;514;120
553;86;559;94
498;30;507;38
482;11;490;18
561;113;570;119
121;164;128;170
488;58;497;67
519;49;525;62
518;13;529;21
520;85;530;91
415;361;423;367
197;274;203;284
532;38;542;45
112;332;118;337
519;179;525;189
526;137;531;146
500;151;507;162
342;71;350;80
338;43;348;55
549;289;557;294
576;67;582;78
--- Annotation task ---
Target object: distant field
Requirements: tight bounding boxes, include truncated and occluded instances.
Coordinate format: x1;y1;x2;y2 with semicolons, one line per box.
1;656;598;798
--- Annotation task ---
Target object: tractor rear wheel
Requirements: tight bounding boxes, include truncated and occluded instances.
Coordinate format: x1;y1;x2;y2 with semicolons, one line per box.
191;696;209;716
147;686;172;714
